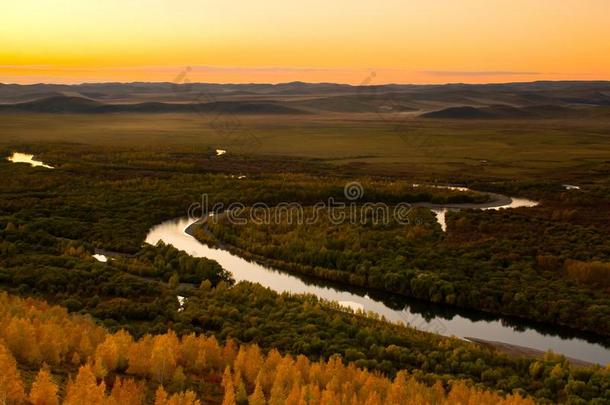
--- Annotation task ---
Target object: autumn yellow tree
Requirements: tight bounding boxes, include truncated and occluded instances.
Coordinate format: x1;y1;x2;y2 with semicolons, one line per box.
127;335;153;376
154;386;169;405
285;384;301;405
93;330;134;378
170;366;187;392
386;370;408;405
28;367;59;405
63;364;106;405
222;338;238;368
154;386;201;405
3;317;42;365
179;333;200;372
201;335;224;371
0;343;25;405
233;369;248;404
150;332;179;384
222;366;237;405
248;374;267;405
233;345;263;386
107;377;145;405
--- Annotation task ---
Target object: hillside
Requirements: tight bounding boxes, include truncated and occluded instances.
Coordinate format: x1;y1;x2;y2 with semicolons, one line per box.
0;96;308;115
420;106;495;119
0;96;104;113
420;104;597;119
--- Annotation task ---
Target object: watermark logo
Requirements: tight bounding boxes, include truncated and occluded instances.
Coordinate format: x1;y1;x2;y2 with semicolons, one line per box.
344;181;364;201
187;182;416;226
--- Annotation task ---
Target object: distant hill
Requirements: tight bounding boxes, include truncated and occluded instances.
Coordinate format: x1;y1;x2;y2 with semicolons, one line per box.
420;106;495;119
0;95;308;114
1;81;610;115
0;96;103;113
292;93;418;113
420;104;594;119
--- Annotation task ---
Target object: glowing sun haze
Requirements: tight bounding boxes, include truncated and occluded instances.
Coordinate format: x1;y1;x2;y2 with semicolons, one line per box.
2;0;610;84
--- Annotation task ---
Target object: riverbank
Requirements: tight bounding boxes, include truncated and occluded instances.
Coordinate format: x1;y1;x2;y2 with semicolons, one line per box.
465;337;596;368
411;190;512;210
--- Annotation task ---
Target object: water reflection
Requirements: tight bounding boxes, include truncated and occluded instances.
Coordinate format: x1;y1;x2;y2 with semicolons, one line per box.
431;208;457;232
483;197;539;210
7;152;54;169
92;254;108;262
431;196;539;232
146;217;610;365
338;300;365;312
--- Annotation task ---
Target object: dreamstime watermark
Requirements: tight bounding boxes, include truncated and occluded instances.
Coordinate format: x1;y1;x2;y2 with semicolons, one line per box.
188;181;419;226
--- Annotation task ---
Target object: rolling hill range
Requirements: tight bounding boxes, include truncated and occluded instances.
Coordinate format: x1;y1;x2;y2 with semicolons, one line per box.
0;95;308;114
1;81;610;117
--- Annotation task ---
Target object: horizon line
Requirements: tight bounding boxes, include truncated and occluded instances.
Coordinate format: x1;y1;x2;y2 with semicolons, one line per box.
2;78;610;87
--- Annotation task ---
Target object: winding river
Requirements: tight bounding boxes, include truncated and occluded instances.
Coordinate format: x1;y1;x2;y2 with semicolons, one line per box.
145;189;610;365
10;154;606;364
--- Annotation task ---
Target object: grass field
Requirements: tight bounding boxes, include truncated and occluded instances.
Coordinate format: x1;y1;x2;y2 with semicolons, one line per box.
2;112;610;180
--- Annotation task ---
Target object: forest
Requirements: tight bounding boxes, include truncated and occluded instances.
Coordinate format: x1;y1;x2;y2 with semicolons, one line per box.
4;215;610;402
199;181;610;336
0;292;541;405
0;144;609;403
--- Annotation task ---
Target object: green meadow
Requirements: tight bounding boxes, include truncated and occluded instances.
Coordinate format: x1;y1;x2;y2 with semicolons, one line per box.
2;112;609;180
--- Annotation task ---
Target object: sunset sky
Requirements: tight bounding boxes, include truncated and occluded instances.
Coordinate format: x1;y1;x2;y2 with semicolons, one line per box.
2;0;610;84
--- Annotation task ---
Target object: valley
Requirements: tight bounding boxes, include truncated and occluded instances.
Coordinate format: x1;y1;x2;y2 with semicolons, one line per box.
1;81;609;404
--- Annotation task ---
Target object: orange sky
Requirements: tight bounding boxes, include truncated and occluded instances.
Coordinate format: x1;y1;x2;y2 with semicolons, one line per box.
1;0;610;84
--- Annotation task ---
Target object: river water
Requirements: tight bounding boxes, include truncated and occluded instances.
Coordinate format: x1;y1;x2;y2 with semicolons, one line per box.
7;152;54;169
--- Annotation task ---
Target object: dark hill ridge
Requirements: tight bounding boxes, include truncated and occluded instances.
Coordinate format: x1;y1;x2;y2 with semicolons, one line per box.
0;95;308;114
0;95;103;113
293;93;419;113
420;104;595;119
420;106;494;119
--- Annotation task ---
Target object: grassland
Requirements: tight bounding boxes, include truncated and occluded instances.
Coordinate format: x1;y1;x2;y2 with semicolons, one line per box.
2;112;610;180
